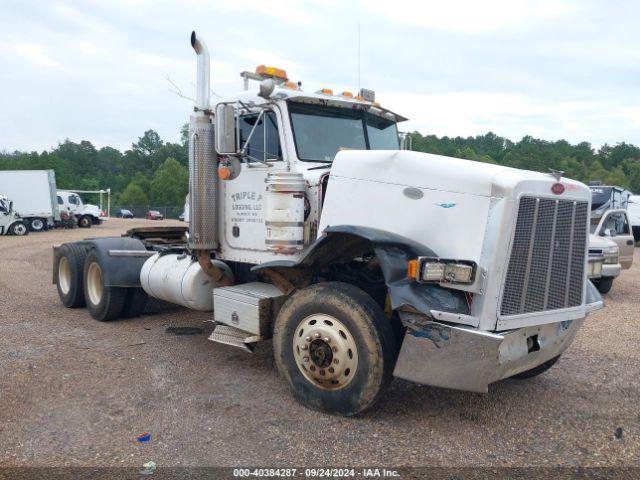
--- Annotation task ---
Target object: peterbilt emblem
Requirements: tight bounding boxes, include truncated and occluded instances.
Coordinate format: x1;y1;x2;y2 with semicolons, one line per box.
551;183;565;195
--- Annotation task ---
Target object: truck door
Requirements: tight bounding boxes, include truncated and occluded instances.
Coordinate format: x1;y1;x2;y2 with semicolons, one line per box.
222;109;284;253
595;209;635;269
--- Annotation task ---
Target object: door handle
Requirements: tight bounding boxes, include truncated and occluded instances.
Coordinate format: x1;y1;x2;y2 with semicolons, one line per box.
627;240;634;245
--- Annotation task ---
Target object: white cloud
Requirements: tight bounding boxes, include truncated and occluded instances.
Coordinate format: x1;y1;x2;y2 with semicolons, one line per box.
362;0;575;34
0;0;638;152
13;43;59;67
384;91;637;147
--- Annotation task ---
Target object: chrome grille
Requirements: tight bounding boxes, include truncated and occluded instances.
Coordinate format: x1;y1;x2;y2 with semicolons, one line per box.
501;196;588;316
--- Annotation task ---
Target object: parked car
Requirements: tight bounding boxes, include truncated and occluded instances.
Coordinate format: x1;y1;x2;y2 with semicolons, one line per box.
178;212;185;221
116;209;134;219
588;234;620;294
146;210;164;220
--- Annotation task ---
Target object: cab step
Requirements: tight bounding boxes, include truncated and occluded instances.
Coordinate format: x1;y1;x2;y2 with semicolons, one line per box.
208;324;263;353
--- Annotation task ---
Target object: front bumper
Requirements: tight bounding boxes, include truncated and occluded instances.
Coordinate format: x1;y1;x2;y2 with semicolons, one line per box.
394;300;603;393
601;263;621;278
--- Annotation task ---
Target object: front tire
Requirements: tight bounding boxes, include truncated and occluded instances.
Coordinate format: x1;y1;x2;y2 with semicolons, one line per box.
78;215;92;228
9;221;28;236
273;282;397;416
83;250;127;321
593;277;614;294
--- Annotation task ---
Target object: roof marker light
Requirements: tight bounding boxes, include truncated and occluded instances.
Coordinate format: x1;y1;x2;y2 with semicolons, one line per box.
255;65;288;81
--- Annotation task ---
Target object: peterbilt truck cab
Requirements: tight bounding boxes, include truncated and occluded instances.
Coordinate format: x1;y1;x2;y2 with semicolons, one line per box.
52;31;604;416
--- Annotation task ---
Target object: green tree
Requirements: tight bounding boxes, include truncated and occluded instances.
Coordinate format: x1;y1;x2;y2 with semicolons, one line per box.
119;182;149;205
150;157;188;206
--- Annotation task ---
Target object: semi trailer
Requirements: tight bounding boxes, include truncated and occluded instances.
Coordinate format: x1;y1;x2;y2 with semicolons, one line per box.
53;31;604;415
0;170;59;231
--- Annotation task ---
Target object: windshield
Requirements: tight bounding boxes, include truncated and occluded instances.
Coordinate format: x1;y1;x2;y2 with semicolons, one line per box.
289;103;399;162
589;187;612;209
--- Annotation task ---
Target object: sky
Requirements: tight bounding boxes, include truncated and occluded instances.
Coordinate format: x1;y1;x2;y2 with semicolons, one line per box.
1;0;639;152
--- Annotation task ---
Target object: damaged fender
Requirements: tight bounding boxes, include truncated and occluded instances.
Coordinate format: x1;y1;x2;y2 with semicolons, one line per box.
252;225;469;316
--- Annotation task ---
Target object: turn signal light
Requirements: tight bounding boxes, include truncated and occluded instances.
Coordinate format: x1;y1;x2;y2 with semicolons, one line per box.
218;164;232;180
256;65;288;81
407;259;418;279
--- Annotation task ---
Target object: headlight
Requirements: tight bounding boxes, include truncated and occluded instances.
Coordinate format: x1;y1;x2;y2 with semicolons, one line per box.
407;257;476;284
603;245;619;264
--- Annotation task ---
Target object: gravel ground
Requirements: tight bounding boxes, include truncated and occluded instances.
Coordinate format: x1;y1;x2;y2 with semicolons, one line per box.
0;218;638;468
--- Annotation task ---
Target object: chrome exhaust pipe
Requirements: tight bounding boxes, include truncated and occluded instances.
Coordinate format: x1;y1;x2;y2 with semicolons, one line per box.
190;31;210;111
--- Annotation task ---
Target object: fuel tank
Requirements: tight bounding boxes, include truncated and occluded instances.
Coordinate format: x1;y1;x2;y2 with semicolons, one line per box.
140;253;232;311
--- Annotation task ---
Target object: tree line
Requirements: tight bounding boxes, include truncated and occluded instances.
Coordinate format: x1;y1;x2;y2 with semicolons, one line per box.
0;126;190;208
408;131;640;193
1;127;639;209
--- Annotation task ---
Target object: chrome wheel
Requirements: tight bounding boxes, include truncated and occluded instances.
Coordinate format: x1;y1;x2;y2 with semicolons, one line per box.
58;256;71;295
293;314;359;390
12;223;27;235
86;262;103;306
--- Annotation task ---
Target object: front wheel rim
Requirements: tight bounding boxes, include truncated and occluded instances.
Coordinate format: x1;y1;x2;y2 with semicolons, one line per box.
86;262;103;306
14;224;26;235
293;314;359;391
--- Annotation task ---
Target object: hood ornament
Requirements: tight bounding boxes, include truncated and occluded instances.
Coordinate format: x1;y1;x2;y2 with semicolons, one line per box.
549;168;564;182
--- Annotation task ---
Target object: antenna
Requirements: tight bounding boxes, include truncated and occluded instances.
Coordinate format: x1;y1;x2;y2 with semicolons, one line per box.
357;23;361;92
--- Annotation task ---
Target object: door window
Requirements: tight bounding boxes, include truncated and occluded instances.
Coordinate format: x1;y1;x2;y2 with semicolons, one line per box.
238;111;282;162
604;212;630;235
57;196;63;205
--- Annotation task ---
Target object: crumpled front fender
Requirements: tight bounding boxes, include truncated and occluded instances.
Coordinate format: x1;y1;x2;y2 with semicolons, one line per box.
252;225;469;316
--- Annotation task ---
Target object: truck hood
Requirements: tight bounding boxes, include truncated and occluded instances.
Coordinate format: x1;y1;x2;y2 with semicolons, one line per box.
82;204;102;216
329;150;588;199
319;150;591;290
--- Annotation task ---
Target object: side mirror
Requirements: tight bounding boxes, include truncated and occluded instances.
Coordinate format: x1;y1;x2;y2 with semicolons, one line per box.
215;104;237;155
9;201;13;212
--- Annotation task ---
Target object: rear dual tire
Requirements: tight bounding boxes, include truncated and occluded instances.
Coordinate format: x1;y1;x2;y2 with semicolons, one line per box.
57;243;87;307
56;245;148;320
29;218;46;232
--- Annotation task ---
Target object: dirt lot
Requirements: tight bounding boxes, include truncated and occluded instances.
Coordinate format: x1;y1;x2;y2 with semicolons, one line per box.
0;218;639;468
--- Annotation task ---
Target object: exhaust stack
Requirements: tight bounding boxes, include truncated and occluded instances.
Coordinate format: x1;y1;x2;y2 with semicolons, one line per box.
188;31;218;252
190;31;210;111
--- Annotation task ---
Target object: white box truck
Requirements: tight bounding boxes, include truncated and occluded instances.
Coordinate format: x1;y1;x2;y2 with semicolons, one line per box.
0;170;59;231
52;31;604;415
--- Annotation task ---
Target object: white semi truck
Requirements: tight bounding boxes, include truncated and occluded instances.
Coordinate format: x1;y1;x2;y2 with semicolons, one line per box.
52;31;604;415
0;170;59;231
57;190;105;228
